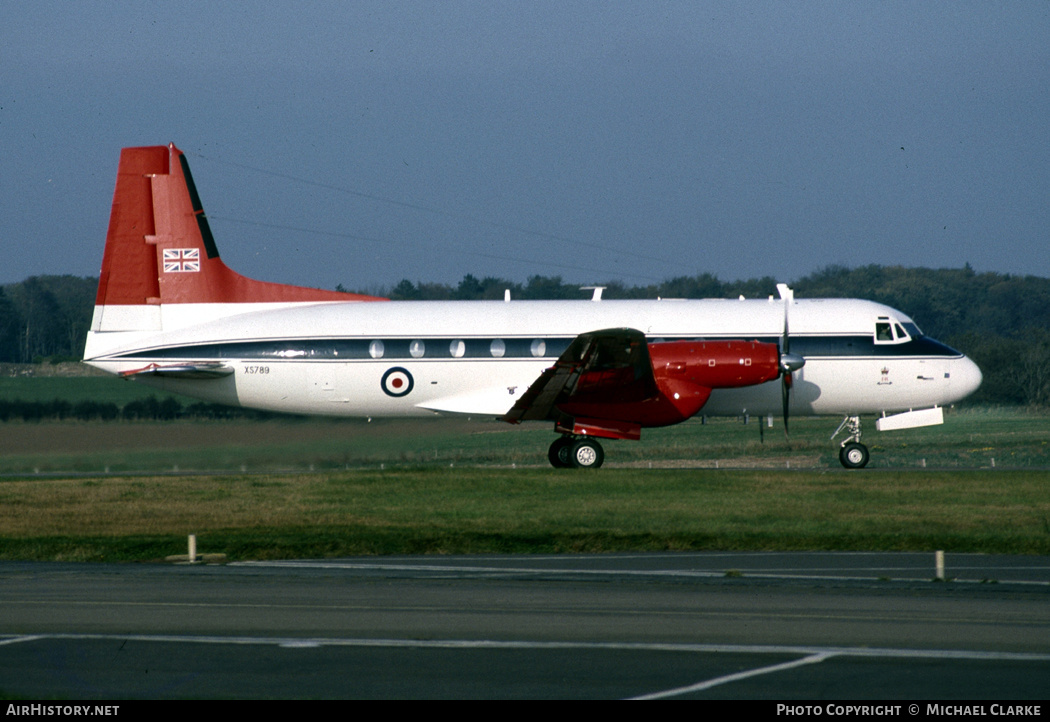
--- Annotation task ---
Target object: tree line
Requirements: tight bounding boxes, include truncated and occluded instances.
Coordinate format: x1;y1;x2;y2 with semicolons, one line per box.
4;265;1049;406
0;275;94;365
0;396;279;423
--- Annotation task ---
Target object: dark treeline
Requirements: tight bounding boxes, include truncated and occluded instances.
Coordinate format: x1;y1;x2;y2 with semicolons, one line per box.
0;275;95;364
4;265;1049;406
0;396;279;423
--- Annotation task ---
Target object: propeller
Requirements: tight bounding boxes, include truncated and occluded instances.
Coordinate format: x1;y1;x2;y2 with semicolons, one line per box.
776;284;805;438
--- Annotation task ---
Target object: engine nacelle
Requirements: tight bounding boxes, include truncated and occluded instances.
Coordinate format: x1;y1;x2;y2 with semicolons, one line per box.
646;339;780;423
649;339;781;390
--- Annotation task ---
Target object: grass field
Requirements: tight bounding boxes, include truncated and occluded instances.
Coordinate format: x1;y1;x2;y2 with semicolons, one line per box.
1;467;1048;561
1;370;1048;561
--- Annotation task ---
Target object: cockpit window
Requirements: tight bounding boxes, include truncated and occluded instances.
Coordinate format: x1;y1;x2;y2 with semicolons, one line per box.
874;317;913;344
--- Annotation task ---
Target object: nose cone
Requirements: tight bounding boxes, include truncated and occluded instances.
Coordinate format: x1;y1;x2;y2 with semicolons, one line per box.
952;355;983;402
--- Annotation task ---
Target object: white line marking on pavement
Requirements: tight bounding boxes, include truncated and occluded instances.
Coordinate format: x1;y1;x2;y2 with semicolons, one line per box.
0;635;45;646
629;652;835;700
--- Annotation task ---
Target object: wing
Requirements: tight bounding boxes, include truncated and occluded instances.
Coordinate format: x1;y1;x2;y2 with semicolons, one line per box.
502;328;657;425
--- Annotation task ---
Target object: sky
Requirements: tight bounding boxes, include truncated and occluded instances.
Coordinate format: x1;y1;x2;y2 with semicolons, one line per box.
3;1;1048;293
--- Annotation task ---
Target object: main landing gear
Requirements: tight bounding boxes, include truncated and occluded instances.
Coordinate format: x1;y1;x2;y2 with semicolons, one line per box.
832;415;870;469
548;436;605;469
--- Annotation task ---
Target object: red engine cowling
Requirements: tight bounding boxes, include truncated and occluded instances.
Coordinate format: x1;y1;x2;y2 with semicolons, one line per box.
557;339;781;438
650;339;780;387
648;339;780;421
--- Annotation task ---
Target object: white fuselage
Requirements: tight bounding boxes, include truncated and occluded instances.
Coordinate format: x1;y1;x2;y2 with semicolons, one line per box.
83;296;983;422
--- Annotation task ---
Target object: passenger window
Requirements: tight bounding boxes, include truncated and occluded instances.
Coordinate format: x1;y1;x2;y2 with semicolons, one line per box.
409;340;425;358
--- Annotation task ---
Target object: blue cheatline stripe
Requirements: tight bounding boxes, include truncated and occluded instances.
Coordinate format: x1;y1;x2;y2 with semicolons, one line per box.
113;334;963;362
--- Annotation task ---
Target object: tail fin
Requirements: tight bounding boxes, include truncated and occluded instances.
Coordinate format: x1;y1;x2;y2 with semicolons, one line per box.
93;143;383;332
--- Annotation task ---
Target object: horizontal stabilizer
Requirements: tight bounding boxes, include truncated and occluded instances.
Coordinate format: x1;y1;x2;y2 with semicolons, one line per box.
120;362;234;380
875;406;944;432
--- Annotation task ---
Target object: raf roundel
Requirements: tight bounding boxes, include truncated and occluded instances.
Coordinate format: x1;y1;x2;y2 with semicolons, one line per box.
381;367;414;397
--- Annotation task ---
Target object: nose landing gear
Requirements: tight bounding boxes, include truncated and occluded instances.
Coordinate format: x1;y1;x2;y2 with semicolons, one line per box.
832;415;870;468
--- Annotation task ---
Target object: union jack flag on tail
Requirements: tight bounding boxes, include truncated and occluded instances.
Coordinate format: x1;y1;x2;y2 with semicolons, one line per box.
162;248;200;273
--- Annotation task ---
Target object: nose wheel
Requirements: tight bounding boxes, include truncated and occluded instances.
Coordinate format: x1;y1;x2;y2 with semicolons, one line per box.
548;436;605;469
832;415;870;469
839;441;870;469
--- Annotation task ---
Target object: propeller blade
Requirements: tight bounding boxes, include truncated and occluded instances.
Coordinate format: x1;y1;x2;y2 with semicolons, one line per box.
776;284;803;439
782;371;790;436
780;354;803;435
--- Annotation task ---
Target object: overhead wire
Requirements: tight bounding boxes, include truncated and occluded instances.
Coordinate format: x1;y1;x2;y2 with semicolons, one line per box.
189;151;673;283
209;215;659;281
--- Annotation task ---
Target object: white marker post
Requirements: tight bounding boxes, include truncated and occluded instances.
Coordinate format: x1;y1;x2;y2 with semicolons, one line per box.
189;534;198;564
935;550;945;581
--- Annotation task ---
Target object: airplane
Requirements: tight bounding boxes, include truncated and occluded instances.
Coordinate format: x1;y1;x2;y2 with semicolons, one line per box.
83;143;983;469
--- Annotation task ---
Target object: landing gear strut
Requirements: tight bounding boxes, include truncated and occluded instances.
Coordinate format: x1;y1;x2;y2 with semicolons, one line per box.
832;415;870;469
548;436;605;469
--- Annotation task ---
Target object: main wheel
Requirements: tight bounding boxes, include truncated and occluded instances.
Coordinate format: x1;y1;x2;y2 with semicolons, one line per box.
839;442;870;469
547;436;574;468
569;438;604;469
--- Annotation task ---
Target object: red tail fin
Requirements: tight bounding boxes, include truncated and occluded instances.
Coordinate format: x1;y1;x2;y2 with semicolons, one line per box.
96;143;385;306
